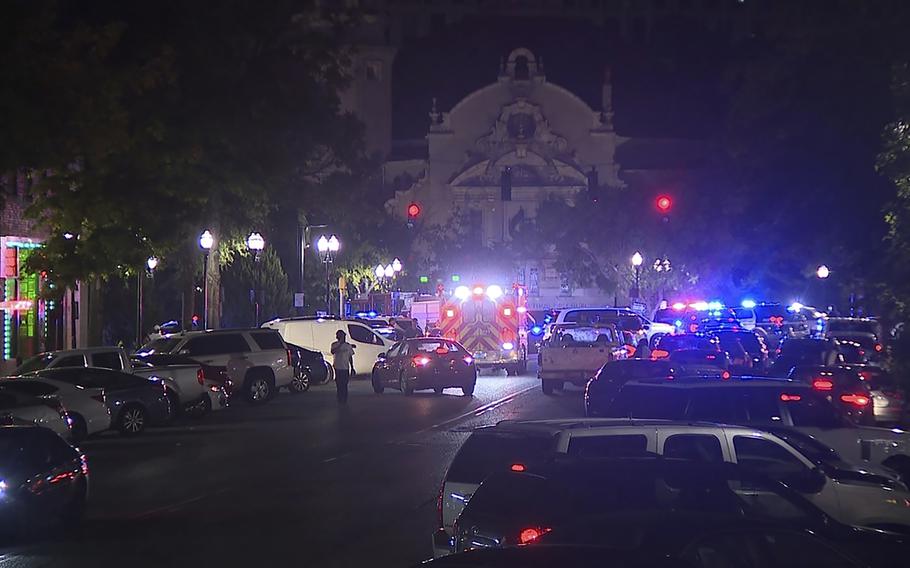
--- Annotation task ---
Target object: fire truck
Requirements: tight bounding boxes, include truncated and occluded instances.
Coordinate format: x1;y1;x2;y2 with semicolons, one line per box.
413;283;528;375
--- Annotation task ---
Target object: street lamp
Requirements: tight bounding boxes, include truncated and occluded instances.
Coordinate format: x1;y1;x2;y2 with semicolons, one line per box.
375;264;385;279
816;265;830;279
316;234;340;314
247;232;265;325
631;251;643;299
384;264;395;278
392;258;402;273
199;230;214;329
137;256;158;347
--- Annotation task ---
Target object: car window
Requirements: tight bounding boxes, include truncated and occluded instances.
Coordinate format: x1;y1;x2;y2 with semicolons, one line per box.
92;351;124;370
447;432;553;484
444;341;463;353
16;353;56;374
347;324;382;345
663;434;724;462
55;354;88;368
687;390;748;423
733;436;808;478
185;334;250;356
409;340;449;354
386;342;403;358
605;386;688;419
782;394;846;428
250;331;285;350
3;381;57;396
743;390;786;424
567;434;649;458
137;337;182;354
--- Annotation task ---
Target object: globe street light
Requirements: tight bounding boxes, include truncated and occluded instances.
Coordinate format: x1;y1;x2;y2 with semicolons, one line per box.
316;234;340;315
392;258;402;273
146;257;159;271
137;256;159;347
384;264;395;278
816;265;830;279
631;251;643;299
247;232;266;325
375;264;385;279
199;230;214;329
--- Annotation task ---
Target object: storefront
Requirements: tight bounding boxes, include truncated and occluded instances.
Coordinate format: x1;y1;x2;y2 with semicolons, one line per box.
0;236;58;365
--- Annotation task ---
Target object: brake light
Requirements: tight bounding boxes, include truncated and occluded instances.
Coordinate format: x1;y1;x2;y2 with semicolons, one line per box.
510;463;526;472
780;394;802;402
812;378;834;391
518;527;551;544
287;348;293;367
651;349;669;359
413;356;431;367
840;394;870;406
435;347;449;355
721;371;731;380
197;368;205;386
874;343;883;352
706;354;716;360
688;323;698;333
858;371;872;381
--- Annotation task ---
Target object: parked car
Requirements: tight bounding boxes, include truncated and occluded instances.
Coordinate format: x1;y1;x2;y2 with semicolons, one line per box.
129;352;220;414
850;366;906;424
552;307;674;347
140;328;295;403
0;387;71;440
372;337;477;396
0;425;89;533
602;376;910;486
709;329;769;371
0;377;110;441
261;317;393;379
770;337;844;375
286;342;329;387
35;368;170;436
16;347;130;374
452;458;905;567
651;334;720;359
826;317;885;344
787;366;876;425
667;348;730;369
832;333;884;365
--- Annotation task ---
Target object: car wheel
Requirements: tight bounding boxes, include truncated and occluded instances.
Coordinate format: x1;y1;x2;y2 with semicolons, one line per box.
542;380;555;395
68;413;88;443
505;366;518;377
461;381;475;396
372;371;385;394
289;370;310;394
117;404;147;436
400;373;413;396
246;373;273;404
434;387;444;394
323;363;336;385
188;394;212;418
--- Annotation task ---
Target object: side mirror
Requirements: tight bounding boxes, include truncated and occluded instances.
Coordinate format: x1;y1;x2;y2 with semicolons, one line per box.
377;351;387;360
787;467;826;494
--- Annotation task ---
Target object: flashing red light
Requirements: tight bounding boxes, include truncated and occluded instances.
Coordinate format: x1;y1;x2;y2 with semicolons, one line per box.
780;394;802;402
721;371;731;380
656;195;672;212
875;344;883;352
407;203;421;218
518;527;551;544
688;323;699;333
503;307;513;316
510;463;526;472
812;378;835;391
445;309;455;318
651;349;670;360
840;394;870;406
413;355;431;367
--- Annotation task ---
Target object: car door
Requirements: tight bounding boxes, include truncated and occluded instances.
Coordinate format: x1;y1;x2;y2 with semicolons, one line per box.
346;323;388;374
378;342;403;384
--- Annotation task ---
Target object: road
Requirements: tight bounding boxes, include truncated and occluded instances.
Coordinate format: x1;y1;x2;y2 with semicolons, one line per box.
0;368;581;568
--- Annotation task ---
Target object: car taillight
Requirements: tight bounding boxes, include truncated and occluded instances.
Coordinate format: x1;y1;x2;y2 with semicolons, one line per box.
413;355;431;367
518;527;551;545
875;344;883;352
651;349;669;359
287;348;293;367
510;463;526;472
780;393;802;402
436;347;450;355
840;394;870;406
858;371;872;381
197;368;206;386
721;371;731;380
812;378;834;391
688;324;698;333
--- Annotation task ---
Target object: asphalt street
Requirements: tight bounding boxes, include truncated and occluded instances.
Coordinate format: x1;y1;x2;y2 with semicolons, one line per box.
0;366;581;568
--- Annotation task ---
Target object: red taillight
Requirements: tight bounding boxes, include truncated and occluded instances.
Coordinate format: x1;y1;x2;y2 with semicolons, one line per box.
858;371;872;381
197;368;205;386
688;324;698;333
413;355;431;367
287;349;293;367
651;349;669;359
721;371;731;380
840;394;870;406
780;394;802;402
875;344;883;352
510;463;526;472
518;527;551;544
812;378;834;391
435;347;449;355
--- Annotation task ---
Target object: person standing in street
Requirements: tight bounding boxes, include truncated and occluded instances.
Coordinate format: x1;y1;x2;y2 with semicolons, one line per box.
331;330;355;404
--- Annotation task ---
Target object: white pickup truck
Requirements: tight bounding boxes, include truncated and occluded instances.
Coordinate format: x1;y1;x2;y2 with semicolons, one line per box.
538;324;629;394
16;347;214;414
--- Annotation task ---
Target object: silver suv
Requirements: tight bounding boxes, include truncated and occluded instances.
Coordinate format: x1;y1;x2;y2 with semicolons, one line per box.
140;329;295;403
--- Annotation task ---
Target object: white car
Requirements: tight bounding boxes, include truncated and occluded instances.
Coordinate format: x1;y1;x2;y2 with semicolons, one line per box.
0;386;72;441
262;317;394;379
0;377;110;441
139;329;295;403
550;307;673;346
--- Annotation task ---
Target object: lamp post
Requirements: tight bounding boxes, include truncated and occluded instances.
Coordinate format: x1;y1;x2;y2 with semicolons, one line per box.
631;251;643;299
316;235;340;315
247;232;265;325
816;264;831;313
199;230;214;329
137;256;158;347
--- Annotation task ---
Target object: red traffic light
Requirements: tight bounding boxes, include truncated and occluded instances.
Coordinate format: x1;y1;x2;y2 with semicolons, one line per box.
656;195;672;212
407;203;421;218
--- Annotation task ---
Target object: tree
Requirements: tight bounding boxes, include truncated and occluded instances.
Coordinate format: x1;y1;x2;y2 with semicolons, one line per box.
221;248;292;328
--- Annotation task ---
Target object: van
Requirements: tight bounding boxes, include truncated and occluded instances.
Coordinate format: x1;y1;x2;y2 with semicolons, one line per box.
262;317;394;378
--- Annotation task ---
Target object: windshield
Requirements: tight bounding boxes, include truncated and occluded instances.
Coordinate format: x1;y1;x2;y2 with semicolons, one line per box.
655;335;716;352
827;320;878;334
754;305;785;321
16;353;54;374
136;337;182;355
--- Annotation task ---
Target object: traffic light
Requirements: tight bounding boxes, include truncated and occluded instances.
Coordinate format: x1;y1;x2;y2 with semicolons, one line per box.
500;167;512;201
407;202;421;228
656;195;672;213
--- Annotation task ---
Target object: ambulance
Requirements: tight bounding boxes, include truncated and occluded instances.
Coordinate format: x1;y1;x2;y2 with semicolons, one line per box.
414;284;528;375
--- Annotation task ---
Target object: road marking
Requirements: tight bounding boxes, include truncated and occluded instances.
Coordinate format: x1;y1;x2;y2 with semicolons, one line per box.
417;384;538;434
129;492;214;519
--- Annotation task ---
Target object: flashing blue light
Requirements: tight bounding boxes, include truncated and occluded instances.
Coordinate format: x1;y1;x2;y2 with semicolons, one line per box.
530;325;543;335
690;301;709;311
707;301;724;311
368;311;377;317
355;311;368;318
543;315;552;324
674;319;683;328
789;302;804;312
741;299;756;309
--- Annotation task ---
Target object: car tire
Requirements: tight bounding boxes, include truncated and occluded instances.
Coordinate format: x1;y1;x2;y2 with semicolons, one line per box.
323;363;336;385
505;366;518;377
434;387;444;394
188;394;212;418
461;381;475;396
68;413;88;443
542;380;556;395
372;372;385;394
245;372;273;404
289;370;310;394
117;404;147;436
400;373;413;396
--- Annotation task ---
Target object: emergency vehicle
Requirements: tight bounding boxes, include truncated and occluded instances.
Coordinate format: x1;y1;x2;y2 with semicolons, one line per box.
413;284;528;375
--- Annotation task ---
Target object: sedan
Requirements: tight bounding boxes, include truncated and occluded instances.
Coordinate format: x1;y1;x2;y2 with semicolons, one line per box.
0;425;89;534
371;338;477;396
0;377;110;441
788;366;876;425
35;367;170;436
0;387;71;440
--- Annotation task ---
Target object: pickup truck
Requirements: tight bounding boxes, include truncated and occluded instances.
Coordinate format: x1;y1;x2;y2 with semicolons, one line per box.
16;347;213;414
538;324;629;394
